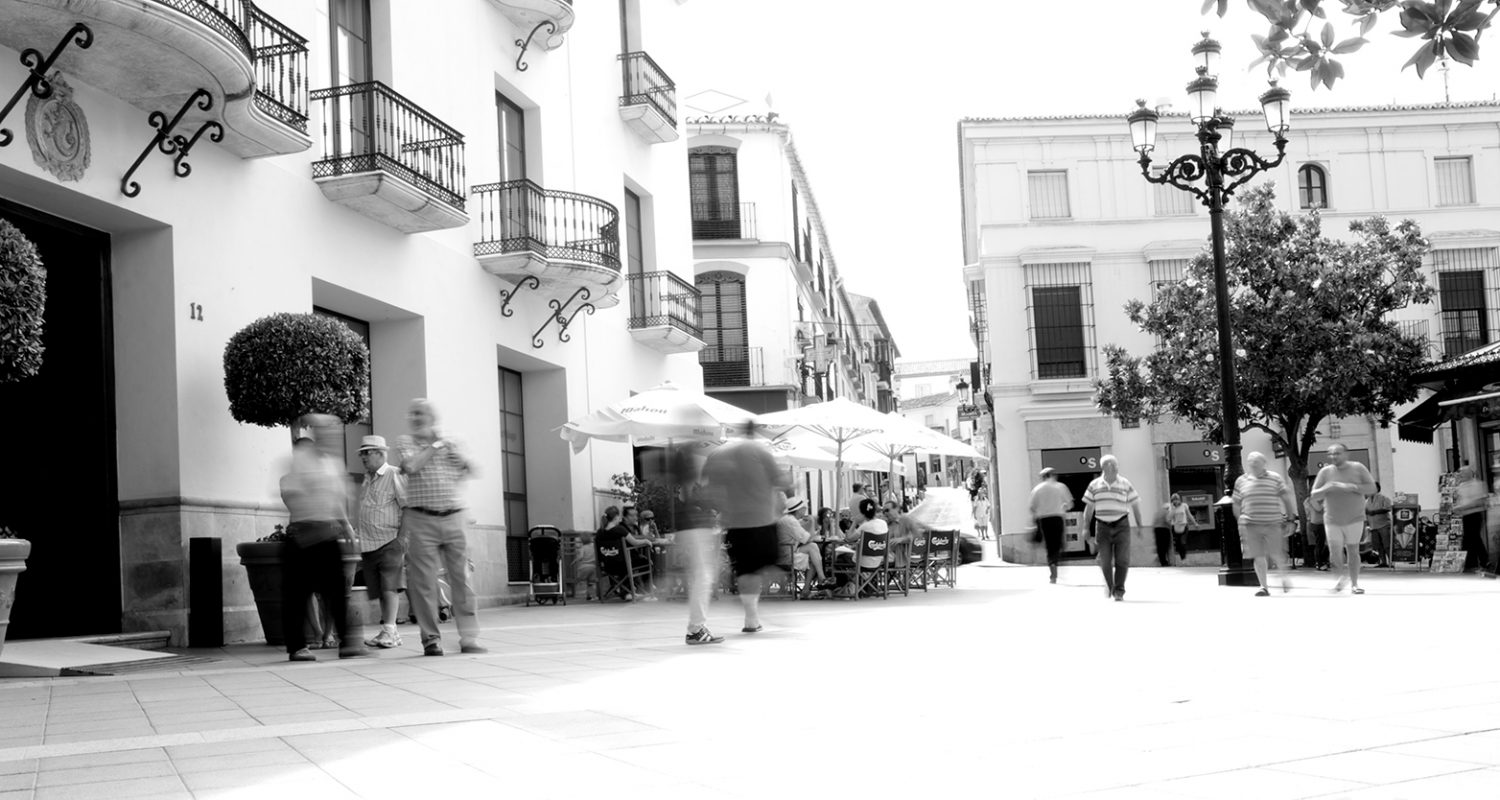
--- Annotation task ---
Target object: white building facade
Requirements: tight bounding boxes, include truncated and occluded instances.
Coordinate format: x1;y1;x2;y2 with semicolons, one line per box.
959;102;1500;562
0;0;704;644
685;110;898;509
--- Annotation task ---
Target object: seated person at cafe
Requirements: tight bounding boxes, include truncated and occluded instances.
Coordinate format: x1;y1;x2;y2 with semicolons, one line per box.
882;501;915;569
596;506;656;598
777;496;828;588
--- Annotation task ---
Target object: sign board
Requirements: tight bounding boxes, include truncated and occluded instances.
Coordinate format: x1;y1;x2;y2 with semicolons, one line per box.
1041;447;1102;474
1168;442;1225;469
956;403;980;421
1305;448;1370;477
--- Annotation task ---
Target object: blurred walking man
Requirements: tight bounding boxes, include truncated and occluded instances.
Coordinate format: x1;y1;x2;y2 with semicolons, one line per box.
357;435;406;649
1081;455;1142;601
1311;443;1376;594
1029;468;1073;584
1366;482;1394;568
1233;452;1298;597
702;424;790;633
397;399;487;655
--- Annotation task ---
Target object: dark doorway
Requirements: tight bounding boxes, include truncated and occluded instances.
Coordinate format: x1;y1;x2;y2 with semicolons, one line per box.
0;198;118;638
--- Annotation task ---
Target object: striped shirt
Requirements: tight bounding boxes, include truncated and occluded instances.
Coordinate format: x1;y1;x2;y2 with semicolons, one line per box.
1083;475;1139;523
396;434;469;510
1234;470;1292;522
357;462;405;552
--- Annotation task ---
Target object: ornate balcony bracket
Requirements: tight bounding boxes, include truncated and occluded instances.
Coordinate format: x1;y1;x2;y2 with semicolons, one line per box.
499;275;541;317
514;20;556;72
121;89;223;198
0;22;92;148
529;286;593;348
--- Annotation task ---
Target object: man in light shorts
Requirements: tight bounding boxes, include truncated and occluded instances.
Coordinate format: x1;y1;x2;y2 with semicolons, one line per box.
1311;443;1376;594
1232;452;1298;597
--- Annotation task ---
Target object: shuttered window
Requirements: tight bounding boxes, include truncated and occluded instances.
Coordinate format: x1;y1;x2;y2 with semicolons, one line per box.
1027;171;1070;219
1435;157;1475;206
689;148;740;238
1152;169;1194;216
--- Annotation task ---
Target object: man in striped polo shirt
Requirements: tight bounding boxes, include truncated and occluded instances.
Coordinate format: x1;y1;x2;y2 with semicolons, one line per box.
1232;451;1299;597
1081;455;1142;601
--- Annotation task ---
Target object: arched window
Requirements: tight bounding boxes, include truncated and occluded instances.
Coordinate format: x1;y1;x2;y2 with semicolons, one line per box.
696;271;749;386
1298;164;1328;209
689;147;741;239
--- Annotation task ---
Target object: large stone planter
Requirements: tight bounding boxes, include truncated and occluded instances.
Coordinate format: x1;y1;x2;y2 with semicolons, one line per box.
0;539;31;658
236;540;364;647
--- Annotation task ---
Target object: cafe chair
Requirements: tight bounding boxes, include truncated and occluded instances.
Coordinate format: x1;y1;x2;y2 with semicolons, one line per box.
831;530;890;600
524;525;566;606
906;529;931;592
883;543;911;599
924;530;959;589
596;539;652;602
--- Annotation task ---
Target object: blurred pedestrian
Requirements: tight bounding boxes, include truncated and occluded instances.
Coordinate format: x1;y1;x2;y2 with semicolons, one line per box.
1233;452;1298;597
397;398;486;656
1165;493;1191;565
702;423;789;634
972;492;992;540
882;500;914;577
356;435;406;649
1304;492;1329;571
280;415;366;662
1081;455;1142;601
1365;482;1393;568
1029;467;1073;584
1455;466;1490;573
1311;443;1375;594
668;444;722;645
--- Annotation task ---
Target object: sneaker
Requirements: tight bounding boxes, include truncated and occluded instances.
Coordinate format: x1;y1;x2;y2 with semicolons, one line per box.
364;629;403;649
288;647;316;662
459;642;489;655
1351;586;1365;595
1254;588;1271;597
685;627;724;645
423;641;444;657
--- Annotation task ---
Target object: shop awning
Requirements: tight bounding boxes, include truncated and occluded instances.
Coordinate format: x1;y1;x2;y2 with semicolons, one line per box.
1397;387;1500;443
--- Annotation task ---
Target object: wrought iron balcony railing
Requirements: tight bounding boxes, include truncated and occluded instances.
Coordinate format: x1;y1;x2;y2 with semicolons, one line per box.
156;0;249;55
626;271;701;337
700;345;763;388
245;2;308;132
473;179;621;271
310;81;466;209
618;51;676;126
691;202;756;240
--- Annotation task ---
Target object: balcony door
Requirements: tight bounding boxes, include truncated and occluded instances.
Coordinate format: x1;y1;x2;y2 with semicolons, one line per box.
689;147;739;239
496;92;528;242
625;189;646;320
499;367;530;582
697;271;748;386
328;0;372;157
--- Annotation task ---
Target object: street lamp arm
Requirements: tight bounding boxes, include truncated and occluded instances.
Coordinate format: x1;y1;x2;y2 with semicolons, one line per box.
1219;136;1288;198
1136;152;1212;206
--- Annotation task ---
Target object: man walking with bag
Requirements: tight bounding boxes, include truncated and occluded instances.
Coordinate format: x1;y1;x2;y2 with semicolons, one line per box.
1029;468;1073;584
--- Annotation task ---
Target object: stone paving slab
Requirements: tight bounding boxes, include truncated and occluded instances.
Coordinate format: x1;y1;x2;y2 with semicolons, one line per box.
0;562;1496;798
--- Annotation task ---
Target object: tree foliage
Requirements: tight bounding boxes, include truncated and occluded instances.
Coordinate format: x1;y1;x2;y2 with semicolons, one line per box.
223;312;370;428
1093;184;1433;499
0;219;46;385
1203;0;1498;88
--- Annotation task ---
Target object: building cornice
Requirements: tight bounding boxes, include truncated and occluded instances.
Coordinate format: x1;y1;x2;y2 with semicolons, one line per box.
960;100;1500;126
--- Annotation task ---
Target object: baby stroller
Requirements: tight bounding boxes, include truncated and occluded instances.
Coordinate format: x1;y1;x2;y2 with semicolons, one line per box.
525;525;566;606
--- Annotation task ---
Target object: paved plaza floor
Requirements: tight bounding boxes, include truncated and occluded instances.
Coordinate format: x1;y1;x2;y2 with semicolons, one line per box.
1;557;1498;799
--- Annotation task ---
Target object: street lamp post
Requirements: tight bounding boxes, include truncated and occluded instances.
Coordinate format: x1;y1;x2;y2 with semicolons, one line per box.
1126;33;1291;586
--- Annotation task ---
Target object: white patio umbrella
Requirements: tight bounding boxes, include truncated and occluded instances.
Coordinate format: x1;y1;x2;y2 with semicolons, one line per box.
766;436;902;473
558;381;756;452
906;486;977;534
840;412;981;482
758;397;919;513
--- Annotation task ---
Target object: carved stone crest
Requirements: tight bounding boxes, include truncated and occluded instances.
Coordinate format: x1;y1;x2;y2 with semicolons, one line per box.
25;73;90;182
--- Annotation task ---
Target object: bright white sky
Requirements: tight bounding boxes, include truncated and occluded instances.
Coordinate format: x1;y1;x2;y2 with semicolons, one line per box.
676;1;1500;362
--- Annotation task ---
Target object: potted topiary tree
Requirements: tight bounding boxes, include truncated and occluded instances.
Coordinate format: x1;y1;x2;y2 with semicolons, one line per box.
223;312;369;645
0;219;46;657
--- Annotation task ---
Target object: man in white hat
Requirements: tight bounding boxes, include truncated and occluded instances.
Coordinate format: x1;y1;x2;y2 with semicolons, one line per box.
357;435;407;648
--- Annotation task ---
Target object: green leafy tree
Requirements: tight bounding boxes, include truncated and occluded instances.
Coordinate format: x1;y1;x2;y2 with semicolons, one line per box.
0;219;46;385
1094;184;1433;514
1203;0;1498;88
223;312;370;428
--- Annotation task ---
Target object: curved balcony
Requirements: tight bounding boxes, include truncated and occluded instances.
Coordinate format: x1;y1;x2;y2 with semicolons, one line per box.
626;271;703;354
487;0;573;51
474;179;622;307
310;82;467;234
0;0;309;158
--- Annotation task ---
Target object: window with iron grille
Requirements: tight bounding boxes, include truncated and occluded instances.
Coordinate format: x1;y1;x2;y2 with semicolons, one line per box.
1027;170;1070;219
696;271;749;385
1395;319;1433;357
1297;163;1327;209
1025;262;1095;380
1152;168;1194;216
1435;157;1475;206
1433;248;1498;357
1328;419;1341;438
689;147;740;238
1148;259;1190;299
